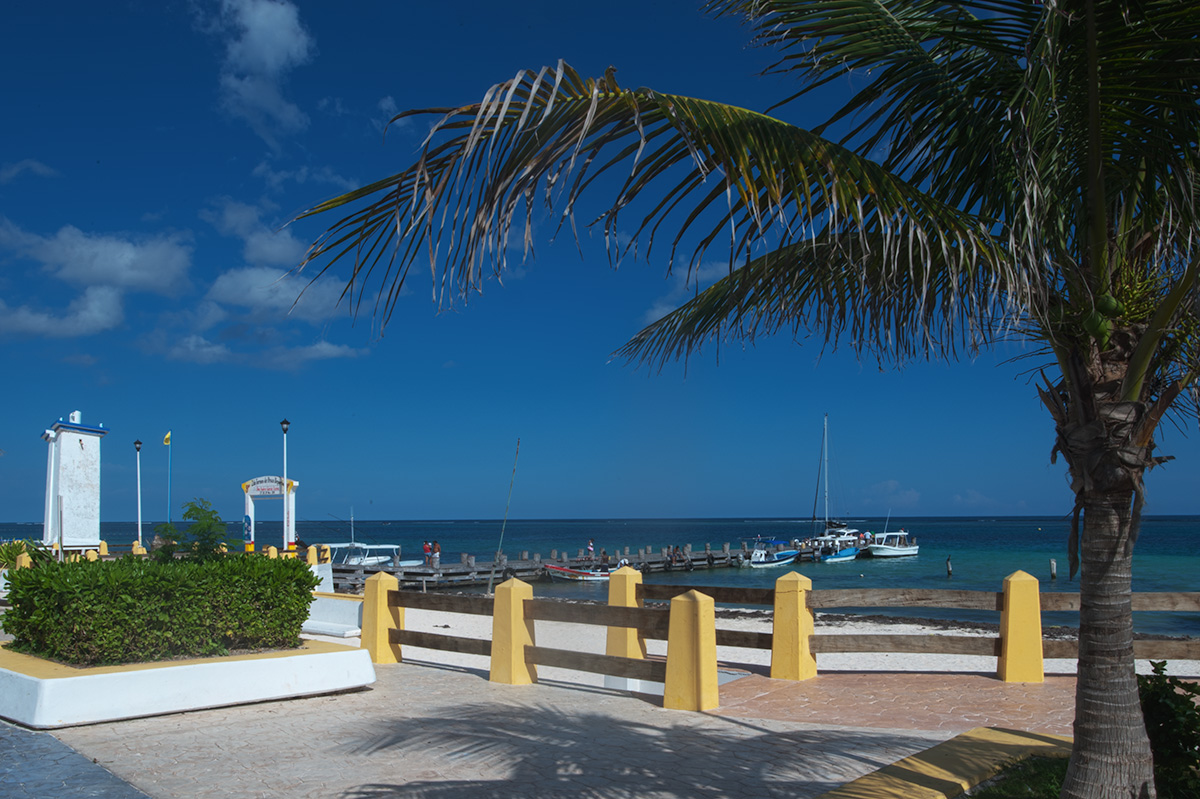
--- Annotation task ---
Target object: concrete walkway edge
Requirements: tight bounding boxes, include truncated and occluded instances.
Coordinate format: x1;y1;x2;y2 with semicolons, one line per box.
814;726;1073;799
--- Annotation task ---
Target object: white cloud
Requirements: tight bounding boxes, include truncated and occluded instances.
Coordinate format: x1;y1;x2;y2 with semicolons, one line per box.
865;479;920;510
0;159;58;184
0;217;192;295
164;332;363;366
373;95;411;136
207;265;347;322
0;286;124;337
213;0;314;147
251;161;356;193
952;489;995;509
267;340;365;364
642;259;733;324
167;334;234;364
203;198;308;266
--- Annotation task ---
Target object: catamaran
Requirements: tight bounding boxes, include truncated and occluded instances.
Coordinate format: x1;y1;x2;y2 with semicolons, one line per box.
811;415;860;562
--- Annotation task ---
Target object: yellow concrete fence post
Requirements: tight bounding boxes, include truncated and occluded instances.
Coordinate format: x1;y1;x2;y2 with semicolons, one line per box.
98;541;109;557
15;552;32;569
606;566;647;660
998;570;1044;683
664;589;719;711
319;544;331;564
361;572;403;664
84;549;98;562
772;571;817;681
490;577;537;685
306;545;319;566
266;546;278;559
131;542;146;556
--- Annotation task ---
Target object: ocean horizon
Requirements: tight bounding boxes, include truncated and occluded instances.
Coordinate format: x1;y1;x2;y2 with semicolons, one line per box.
4;514;1197;637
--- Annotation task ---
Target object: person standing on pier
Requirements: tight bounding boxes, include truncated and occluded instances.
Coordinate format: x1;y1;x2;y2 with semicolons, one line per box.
423;540;432;566
432;540;441;569
586;539;595;562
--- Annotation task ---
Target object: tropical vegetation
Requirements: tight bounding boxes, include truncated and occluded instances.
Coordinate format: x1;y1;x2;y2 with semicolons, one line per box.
3;555;318;665
294;2;1200;796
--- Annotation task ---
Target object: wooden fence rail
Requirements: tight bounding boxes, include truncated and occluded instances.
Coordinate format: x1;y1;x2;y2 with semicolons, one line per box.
357;566;1200;713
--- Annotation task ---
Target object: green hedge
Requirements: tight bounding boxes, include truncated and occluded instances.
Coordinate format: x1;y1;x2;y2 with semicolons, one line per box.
1;555;319;666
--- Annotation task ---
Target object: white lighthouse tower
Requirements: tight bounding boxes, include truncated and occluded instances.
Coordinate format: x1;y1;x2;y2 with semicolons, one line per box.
42;410;107;550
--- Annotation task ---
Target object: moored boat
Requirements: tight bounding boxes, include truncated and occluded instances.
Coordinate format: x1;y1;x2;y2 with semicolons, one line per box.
543;563;611;581
811;533;860;562
325;542;424;568
866;531;919;557
746;536;801;568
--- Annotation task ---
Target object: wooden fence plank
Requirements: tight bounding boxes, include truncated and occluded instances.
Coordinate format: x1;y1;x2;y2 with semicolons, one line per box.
1042;640;1078;658
810;634;999;656
524;598;673;639
391;629;493;657
527;645;668;682
389;591;494;616
1040;594;1081;611
638;584;776;605
809;589;1003;611
1040;592;1200;612
1135;639;1200;659
1132;593;1200;612
716;629;773;650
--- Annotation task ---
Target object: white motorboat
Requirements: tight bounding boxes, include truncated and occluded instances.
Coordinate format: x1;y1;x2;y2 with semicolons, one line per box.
866;531;919;557
325;542;424;568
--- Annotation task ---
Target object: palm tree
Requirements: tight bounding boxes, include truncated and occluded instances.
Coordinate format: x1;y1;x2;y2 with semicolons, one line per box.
295;2;1200;796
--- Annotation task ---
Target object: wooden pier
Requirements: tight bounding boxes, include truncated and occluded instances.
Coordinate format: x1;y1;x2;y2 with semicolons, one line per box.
329;540;814;593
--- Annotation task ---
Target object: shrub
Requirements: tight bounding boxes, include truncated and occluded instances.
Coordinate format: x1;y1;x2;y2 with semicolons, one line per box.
1139;660;1200;799
151;499;234;562
0;539;54;569
1;555;319;666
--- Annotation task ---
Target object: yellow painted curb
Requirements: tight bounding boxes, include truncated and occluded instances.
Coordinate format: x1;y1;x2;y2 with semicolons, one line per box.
814;726;1072;799
0;639;354;680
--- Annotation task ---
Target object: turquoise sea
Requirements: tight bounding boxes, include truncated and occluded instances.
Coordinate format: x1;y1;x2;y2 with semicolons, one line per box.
4;515;1198;637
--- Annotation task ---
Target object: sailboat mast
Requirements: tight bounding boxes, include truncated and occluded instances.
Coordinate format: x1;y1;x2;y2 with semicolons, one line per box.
823;414;830;530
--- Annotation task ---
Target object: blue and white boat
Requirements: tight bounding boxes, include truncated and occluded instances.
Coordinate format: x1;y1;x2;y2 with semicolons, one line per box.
747;537;801;568
811;533;860;563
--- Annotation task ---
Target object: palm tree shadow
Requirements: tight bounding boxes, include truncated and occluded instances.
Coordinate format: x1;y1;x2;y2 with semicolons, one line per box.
336;702;935;798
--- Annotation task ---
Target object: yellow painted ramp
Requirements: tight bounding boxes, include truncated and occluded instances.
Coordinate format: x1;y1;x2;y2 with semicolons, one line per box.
816;726;1072;799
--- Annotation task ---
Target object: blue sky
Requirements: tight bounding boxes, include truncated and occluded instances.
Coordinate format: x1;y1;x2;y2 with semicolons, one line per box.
3;0;1198;524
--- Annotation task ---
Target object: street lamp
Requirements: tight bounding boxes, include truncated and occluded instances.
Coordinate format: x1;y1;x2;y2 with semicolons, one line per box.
134;440;143;547
280;419;291;550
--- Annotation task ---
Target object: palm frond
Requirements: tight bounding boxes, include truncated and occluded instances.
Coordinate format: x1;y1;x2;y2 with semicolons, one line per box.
296;61;1012;344
619;222;1007;369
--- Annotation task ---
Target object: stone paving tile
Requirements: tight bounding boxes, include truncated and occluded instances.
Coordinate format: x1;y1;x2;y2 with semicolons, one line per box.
713;672;1077;735
1;719;152;799
53;662;951;799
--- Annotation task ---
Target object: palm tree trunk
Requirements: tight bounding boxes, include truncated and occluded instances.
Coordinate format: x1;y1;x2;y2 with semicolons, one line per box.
1061;488;1155;799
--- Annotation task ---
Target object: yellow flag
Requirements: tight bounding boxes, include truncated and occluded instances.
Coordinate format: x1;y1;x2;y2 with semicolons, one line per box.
163;431;171;446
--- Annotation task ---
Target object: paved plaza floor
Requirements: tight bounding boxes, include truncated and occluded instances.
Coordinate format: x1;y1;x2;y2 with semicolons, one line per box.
1;655;1079;799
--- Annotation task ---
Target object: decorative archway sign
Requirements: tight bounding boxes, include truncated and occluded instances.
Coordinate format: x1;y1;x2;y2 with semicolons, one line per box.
241;475;299;552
